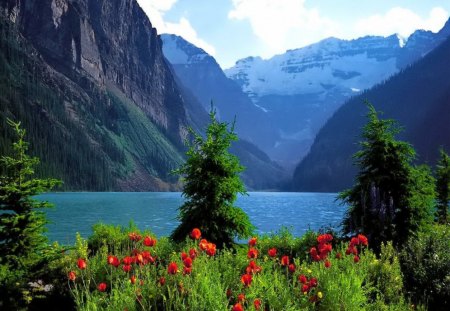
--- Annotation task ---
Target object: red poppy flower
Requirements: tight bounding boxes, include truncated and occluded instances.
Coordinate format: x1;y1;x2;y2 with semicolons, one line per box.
288;264;296;273
358;234;368;246
130;275;136;284
190;228;201;240
107;255;120;267
324;260;331;268
317;233;333;244
248;237;257;247
233;303;244;311
189;248;197;259
335;252;342;259
128;232;142;242
181;252;189;260
301;284;310;293
268;248;277;257
159;277;166;286
77;258;87;270
168;262;178;275
206;243;216;256
247;247;258;259
143;236;156;247
281;255;290;266
122;264;132;272
226;288;232;298
254;298;261;310
241;273;252;287
350;237;359;247
122;256;133;265
309;277;318;287
135;253;144;265
199;239;209;251
68;271;76;281
238;293;245;302
183;266;192;275
183;257;193;268
98;282;107;292
298;274;307;284
246;260;262;274
354;255;360;263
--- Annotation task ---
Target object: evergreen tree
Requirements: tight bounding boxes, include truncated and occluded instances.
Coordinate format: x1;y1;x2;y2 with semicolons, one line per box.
0;119;60;270
171;109;254;247
435;148;450;223
339;103;434;249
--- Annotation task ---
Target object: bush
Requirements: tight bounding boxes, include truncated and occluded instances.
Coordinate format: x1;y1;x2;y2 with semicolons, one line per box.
400;224;450;310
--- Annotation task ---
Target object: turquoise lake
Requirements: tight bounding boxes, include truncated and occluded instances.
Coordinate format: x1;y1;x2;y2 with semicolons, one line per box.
38;192;346;244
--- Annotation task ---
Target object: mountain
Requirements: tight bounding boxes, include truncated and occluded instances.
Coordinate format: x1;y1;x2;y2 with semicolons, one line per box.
0;0;190;190
161;34;287;189
225;22;450;167
291;33;450;192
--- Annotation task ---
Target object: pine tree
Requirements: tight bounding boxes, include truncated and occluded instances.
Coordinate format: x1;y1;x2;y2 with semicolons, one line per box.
435;148;450;224
339;103;434;249
0;119;60;270
171;109;254;247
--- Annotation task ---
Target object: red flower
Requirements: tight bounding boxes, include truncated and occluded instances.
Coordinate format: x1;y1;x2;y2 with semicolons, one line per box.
241;273;252;287
301;284;310;293
199;239;208;251
335;252;342;259
135;253;144;265
68;271;76;281
77;258;87;270
350;237;359;247
281;255;290;266
107;255;120;267
254;298;262;310
354;255;360;263
317;233;333;244
128;232;141;242
247;247;258;259
168;262;178;275
190;228;202;240
183;257;193;268
346;246;358;256
324;260;331;268
233;303;244;311
122;256;133;265
206;243;216;256
183;266;192;275
130;275;136;284
268;248;277;257
248;237;257;247
189;248;197;259
226;288;232;298
143;236;156;247
122;264;132;272
358;234;368;246
238;293;245;302
288;264;296;273
159;277;166;286
181;252;189;260
309;277;318;287
98;282;107;292
298;274;307;284
246;260;262;274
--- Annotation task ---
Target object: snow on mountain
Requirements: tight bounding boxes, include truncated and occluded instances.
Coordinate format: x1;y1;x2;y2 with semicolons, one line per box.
161;34;211;65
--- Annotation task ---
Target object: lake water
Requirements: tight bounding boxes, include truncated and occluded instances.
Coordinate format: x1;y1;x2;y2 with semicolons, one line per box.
38;192;346;245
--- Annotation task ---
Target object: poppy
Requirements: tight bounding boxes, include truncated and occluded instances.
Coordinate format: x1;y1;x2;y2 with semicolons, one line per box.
298;274;307;284
189;248;197;259
206;243;216;256
281;255;290;266
238;293;245;302
122;256;133;265
130;275;136;284
358;234;368;246
288;264;296;273
241;273;252;287
159;277;166;286
183;266;192;275
247;247;258;259
248;237;257;247
254;298;262;310
77;258;87;270
301;284;310;293
168;262;178;275
354;255;360;263
335;252;342;259
233;303;244;311
107;255;120;267
226;288;232;298
199;239;209;251
68;271;76;281
181;252;189;260
183;257;193;268
98;282;107;292
143;236;156;247
309;277;318;287
268;248;277;257
324;260;331;268
190;228;202;240
122;264;132;272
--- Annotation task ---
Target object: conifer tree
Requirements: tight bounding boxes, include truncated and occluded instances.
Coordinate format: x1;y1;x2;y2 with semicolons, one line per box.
171;109;254;247
435;148;450;224
340;103;434;249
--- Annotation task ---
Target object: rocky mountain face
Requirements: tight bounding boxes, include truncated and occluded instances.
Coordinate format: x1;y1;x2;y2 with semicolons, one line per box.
161;34;287;189
0;0;190;190
225;21;450;167
291;34;450;192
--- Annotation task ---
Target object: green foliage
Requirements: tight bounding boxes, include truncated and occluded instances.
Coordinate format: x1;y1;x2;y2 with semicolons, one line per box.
340;103;435;250
400;224;450;311
435;148;450;223
171;109;254;247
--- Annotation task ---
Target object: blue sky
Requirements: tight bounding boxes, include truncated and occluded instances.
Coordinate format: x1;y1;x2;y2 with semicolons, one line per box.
136;0;450;69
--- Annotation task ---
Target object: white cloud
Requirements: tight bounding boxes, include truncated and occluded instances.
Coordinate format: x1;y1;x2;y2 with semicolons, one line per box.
135;0;216;56
354;7;449;39
228;0;337;58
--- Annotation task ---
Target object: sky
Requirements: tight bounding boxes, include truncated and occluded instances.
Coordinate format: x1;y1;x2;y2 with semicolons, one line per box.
135;0;450;69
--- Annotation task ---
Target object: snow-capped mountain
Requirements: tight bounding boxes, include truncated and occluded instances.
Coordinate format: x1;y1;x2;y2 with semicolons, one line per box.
224;21;450;166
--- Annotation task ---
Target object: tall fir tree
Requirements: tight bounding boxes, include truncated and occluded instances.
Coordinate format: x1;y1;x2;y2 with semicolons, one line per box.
339;103;434;250
435;148;450;224
171;109;254;247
